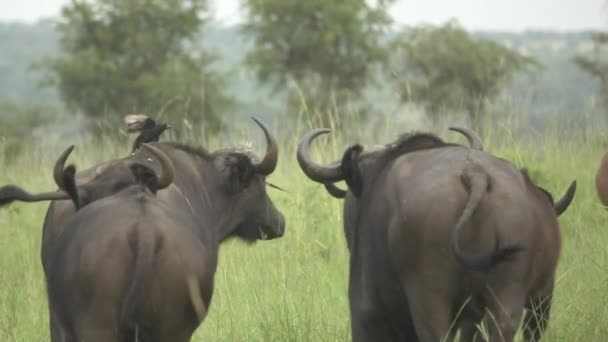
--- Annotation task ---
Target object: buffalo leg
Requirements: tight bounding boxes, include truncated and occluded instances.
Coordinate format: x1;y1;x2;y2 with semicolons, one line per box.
403;283;455;342
47;282;65;342
48;301;75;342
456;299;486;342
348;290;418;342
73;319;122;342
482;285;526;342
457;319;479;342
49;310;62;342
153;306;201;342
350;305;398;342
522;294;553;342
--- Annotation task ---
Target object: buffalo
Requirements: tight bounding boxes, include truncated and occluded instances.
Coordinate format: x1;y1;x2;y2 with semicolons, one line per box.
596;151;608;208
0;117;285;341
47;144;213;341
297;127;576;341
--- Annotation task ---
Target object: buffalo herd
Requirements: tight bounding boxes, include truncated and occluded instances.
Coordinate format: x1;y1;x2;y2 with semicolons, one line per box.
0;116;584;341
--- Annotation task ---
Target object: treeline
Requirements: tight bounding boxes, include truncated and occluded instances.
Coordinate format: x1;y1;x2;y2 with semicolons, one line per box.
0;20;598;112
0;1;603;144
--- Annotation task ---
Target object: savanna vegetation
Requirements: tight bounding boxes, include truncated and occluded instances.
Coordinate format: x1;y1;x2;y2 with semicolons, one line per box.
0;0;607;341
1;115;607;341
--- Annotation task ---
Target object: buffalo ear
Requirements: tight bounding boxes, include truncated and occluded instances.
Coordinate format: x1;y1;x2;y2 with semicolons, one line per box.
520;168;555;205
536;185;555;204
62;164;81;210
130;163;160;193
341;144;364;197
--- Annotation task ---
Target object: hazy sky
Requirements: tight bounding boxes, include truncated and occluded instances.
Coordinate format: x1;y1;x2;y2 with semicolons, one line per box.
0;0;605;31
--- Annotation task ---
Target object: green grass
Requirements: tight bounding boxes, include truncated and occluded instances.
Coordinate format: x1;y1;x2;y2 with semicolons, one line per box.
0;119;607;341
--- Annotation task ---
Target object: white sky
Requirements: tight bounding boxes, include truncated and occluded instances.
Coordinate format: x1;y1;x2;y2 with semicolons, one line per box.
0;0;605;31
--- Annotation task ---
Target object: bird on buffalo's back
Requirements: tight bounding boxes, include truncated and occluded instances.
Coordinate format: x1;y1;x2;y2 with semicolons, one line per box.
125;115;171;153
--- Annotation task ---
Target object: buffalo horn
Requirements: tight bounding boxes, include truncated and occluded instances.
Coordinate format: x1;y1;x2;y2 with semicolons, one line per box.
266;182;287;192
448;126;483;151
554;180;577;217
142;144;174;190
251;116;279;176
53;145;75;191
324;183;347;198
297;129;344;183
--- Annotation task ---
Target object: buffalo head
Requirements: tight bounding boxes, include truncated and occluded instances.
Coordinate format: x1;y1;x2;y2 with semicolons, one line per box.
209;117;285;242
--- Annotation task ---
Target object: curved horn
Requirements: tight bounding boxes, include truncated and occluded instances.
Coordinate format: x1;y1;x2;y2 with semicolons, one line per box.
449;126;483;151
142;144;174;190
297;129;344;183
554;180;576;216
53;145;75;191
324;183;347;198
251;116;278;176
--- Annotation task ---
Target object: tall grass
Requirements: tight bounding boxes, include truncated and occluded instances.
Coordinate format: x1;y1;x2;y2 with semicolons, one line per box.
0;110;607;341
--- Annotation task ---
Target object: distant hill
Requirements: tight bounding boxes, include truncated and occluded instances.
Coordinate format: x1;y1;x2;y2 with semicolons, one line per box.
0;19;601;121
477;30;600;116
0;19;59;102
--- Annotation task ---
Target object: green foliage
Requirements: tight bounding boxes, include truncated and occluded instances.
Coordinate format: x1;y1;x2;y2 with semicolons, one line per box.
40;0;235;132
0;100;68;161
391;20;538;131
573;32;608;112
0;21;601;132
0;20;59;102
241;0;395;125
493;149;550;186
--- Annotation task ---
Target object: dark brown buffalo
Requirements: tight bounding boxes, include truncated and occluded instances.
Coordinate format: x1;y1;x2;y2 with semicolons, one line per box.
596;151;608;208
45;144;211;341
297;128;576;342
0;117;285;341
318;126;486;253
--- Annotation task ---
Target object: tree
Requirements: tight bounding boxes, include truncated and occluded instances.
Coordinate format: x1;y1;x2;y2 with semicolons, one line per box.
0;100;68;161
390;20;537;131
42;0;234;132
573;32;608;110
241;0;395;126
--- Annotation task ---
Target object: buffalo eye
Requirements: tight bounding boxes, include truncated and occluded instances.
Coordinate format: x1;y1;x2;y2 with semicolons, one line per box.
225;154;256;193
235;155;256;185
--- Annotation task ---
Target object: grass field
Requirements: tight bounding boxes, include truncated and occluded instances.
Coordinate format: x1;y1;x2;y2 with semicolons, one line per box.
0;118;607;341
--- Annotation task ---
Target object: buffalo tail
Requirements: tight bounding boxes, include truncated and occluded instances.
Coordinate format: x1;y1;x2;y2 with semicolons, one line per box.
0;185;70;207
120;224;156;339
451;161;523;272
